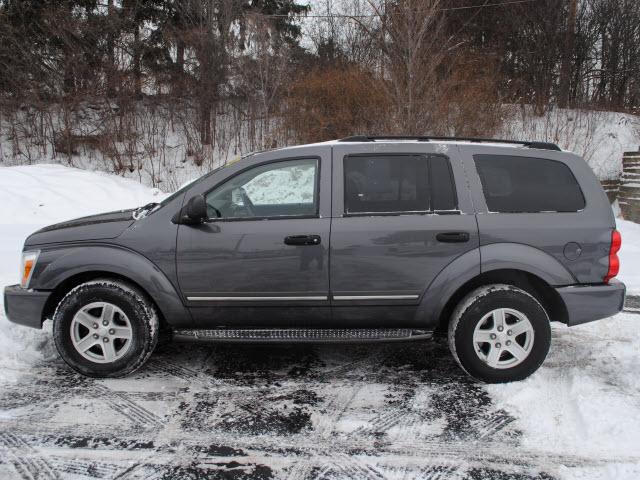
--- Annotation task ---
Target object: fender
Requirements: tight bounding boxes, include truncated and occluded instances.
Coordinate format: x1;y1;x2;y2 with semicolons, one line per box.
31;244;191;326
413;248;481;328
413;242;576;329
480;243;577;285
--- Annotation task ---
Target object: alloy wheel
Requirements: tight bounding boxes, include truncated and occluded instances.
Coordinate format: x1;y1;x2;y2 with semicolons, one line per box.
472;308;535;369
70;302;133;363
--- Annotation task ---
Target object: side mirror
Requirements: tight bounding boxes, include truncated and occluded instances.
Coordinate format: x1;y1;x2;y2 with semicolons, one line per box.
172;194;207;225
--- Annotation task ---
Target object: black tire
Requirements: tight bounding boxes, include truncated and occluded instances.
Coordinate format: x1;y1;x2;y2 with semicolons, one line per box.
154;321;174;352
448;284;551;383
53;279;159;378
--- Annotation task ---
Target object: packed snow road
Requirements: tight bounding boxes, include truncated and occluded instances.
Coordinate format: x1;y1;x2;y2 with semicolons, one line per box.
1;165;639;479
1;321;639;480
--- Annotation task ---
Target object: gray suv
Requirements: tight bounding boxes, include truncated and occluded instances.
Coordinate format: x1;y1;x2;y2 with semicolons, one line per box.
3;136;625;383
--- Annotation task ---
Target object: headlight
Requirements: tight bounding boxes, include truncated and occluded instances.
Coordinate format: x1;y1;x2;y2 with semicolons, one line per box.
20;250;40;288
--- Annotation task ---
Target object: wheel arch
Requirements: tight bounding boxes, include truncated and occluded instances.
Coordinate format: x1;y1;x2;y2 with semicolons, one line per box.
42;271;162;327
436;269;568;333
480;242;577;286
36;245;190;328
414;244;571;331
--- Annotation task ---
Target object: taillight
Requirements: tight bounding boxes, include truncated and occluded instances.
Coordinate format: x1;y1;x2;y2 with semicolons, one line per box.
604;230;621;283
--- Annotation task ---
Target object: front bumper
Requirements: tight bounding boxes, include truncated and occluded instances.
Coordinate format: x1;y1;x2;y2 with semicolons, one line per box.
556;279;626;326
3;284;51;329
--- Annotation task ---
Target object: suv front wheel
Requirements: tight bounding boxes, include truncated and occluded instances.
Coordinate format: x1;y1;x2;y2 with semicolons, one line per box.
53;279;159;378
448;284;551;383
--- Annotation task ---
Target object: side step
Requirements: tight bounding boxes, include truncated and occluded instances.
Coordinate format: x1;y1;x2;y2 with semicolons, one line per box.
172;328;432;343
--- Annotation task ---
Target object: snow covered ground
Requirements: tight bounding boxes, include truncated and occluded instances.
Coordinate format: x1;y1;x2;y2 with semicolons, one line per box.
618;218;640;296
0;165;639;480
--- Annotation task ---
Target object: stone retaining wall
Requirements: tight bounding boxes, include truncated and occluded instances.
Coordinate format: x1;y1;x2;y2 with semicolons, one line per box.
620;152;640;223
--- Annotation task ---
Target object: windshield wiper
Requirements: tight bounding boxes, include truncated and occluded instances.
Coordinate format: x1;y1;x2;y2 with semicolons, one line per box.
132;202;160;220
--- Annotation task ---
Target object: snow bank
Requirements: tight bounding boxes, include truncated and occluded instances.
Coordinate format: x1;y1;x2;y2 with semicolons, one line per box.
0;165;163;374
487;314;640;477
0;164;163;225
617;218;640;295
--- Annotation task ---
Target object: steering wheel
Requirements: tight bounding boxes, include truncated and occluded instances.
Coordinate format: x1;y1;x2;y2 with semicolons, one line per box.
206;202;222;219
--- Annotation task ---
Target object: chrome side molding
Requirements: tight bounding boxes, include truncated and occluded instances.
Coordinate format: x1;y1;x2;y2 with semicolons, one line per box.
332;295;419;301
186;294;418;301
187;296;328;301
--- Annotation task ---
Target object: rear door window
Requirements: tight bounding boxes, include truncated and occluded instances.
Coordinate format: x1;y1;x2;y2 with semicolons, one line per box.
473;155;585;213
430;155;458;211
343;154;457;215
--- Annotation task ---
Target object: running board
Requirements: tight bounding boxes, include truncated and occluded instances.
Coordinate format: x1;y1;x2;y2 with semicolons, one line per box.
172;328;432;343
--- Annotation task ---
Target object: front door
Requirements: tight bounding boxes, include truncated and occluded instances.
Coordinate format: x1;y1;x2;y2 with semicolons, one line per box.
176;152;331;328
330;143;480;327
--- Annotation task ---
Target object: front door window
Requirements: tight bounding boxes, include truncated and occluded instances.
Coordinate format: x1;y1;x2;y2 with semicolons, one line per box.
205;158;318;220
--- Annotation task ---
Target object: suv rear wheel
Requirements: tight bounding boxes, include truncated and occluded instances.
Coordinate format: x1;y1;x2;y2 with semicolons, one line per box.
53;279;159;378
448;284;551;383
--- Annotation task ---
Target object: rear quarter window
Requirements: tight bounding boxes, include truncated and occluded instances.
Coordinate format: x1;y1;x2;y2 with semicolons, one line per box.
473;154;585;213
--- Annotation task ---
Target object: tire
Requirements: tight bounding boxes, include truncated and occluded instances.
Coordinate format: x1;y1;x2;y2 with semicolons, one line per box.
53;279;159;378
154;321;174;353
448;284;551;383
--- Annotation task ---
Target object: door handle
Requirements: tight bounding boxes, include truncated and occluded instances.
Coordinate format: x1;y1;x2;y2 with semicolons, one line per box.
436;231;470;243
284;235;321;246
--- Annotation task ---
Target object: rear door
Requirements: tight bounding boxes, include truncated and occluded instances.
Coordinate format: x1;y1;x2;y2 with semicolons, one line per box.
330;143;480;327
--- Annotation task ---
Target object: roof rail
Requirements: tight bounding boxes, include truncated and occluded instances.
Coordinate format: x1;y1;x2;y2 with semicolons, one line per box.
337;135;561;151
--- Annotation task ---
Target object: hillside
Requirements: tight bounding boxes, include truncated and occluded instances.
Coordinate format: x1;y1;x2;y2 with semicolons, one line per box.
2;107;639;191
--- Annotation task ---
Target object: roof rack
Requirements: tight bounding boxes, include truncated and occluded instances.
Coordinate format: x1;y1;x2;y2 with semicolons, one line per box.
337;135;561;151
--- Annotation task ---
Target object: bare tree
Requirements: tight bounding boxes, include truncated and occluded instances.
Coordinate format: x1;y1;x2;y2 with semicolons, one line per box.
559;0;577;108
356;0;454;133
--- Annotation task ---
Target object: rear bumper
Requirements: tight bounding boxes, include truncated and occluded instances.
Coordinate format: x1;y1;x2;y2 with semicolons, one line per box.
556;280;626;326
3;284;50;329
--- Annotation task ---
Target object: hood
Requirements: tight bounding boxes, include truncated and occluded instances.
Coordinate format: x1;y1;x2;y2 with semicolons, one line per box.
25;209;136;247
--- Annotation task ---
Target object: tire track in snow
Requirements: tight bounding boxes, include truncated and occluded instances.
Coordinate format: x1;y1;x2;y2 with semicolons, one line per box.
144;357;222;389
50;458;122;479
2;427;636;479
0;432;60;480
315;383;362;438
317;453;386;480
92;384;163;427
135;429;636;475
2;341;638;479
418;465;460;480
354;407;408;436
471;411;516;440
